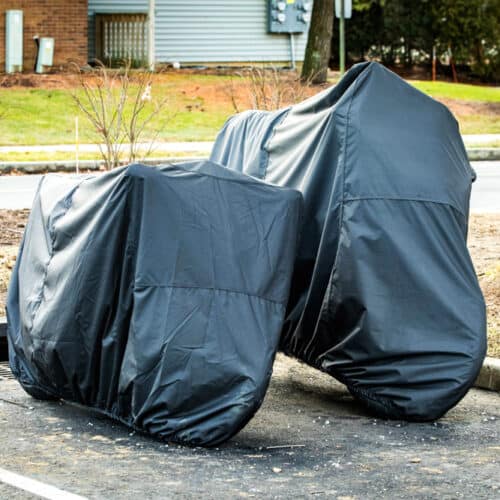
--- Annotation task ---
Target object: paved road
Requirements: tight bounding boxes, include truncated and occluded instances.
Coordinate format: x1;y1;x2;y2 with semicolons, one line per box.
470;162;500;213
0;162;499;212
0;354;498;499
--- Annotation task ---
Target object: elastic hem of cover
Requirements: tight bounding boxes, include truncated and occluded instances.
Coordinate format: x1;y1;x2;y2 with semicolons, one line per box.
15;356;271;447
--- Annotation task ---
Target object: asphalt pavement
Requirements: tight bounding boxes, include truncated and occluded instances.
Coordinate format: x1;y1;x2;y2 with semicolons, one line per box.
0;354;498;499
0;159;498;498
0;162;499;212
470;162;500;212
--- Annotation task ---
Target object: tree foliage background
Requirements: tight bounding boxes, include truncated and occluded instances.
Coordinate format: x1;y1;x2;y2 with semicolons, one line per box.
328;0;500;82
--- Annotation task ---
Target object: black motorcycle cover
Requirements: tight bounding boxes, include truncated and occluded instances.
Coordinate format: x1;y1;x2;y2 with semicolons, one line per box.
210;62;487;420
7;161;302;446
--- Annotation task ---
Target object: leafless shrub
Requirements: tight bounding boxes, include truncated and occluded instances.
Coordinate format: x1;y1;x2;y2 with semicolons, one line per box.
224;67;318;113
70;60;169;170
222;73;244;114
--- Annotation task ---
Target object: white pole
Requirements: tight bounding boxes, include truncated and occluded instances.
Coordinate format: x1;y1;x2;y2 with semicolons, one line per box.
75;116;79;175
339;0;345;75
148;0;155;71
289;33;296;70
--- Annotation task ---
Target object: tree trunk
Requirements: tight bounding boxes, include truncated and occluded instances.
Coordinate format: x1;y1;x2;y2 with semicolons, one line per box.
301;0;334;84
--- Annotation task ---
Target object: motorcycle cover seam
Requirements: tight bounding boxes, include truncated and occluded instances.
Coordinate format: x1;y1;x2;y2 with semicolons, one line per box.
133;283;286;306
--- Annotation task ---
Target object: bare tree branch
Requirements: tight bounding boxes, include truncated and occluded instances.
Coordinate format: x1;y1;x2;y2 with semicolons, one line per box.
69;60;171;170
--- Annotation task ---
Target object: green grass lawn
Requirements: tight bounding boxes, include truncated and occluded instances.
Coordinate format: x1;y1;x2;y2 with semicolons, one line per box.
0;73;498;147
410;80;500;103
458;115;500;135
0;82;233;146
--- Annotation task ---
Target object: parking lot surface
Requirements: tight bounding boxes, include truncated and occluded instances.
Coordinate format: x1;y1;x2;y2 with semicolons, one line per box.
0;354;499;499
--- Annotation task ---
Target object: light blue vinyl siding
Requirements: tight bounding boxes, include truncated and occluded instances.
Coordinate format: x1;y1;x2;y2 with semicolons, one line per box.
88;1;310;64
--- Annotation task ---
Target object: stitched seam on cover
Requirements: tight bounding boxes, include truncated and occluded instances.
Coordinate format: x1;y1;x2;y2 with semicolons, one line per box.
133;283;285;306
261;109;291;180
301;75;362;362
333;68;362;283
343;196;466;218
31;185;79;324
161;161;271;187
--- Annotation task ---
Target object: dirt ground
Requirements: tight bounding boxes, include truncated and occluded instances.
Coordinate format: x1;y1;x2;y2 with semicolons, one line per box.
0;210;27;319
0;210;498;357
439;98;500;132
468;214;500;356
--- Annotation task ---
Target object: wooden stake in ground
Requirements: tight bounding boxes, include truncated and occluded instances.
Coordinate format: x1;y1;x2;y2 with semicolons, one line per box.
75;116;79;175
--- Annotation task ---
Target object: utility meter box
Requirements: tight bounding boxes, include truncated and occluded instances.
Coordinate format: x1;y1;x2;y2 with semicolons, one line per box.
268;0;311;34
35;37;54;73
5;10;23;73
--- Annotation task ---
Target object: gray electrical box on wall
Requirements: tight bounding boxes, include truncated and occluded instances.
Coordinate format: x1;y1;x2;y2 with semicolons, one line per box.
268;0;311;34
5;10;23;73
35;38;54;74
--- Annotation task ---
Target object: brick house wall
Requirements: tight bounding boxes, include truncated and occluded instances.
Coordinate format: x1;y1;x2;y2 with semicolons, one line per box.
0;0;87;70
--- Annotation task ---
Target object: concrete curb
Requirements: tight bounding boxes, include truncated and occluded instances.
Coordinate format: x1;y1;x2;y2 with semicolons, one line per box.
0;317;498;392
0;318;5;339
1;149;499;175
0;156;209;175
475;357;500;392
467;148;500;161
0;318;6;361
